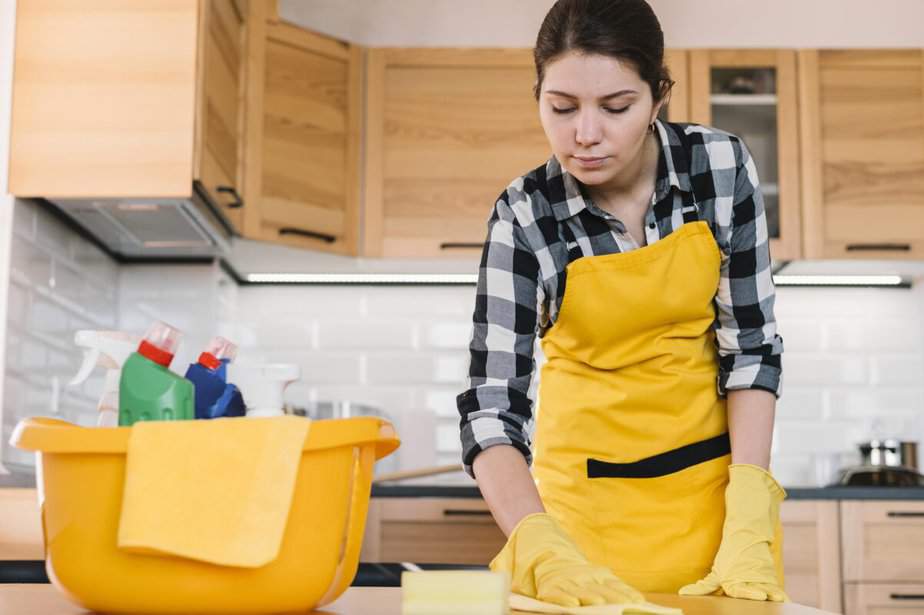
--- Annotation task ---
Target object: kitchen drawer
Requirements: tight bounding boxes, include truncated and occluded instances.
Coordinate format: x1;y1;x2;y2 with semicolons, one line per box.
361;498;506;565
844;583;924;615
0;489;43;560
842;501;924;582
781;500;843;613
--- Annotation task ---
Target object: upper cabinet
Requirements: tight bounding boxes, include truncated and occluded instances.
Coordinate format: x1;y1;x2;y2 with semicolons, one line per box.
243;13;362;256
689;50;803;261
661;50;691;122
798;50;924;259
9;0;248;223
362;49;550;258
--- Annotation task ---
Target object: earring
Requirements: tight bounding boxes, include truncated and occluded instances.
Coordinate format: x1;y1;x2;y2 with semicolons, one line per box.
648;122;655;133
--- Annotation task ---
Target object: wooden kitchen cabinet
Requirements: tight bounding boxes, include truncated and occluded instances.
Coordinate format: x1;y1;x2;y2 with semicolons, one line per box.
362;48;551;259
844;583;924;615
841;500;924;583
0;489;43;560
798;50;924;259
360;497;506;565
10;0;248;224
662;50;692;122
241;12;362;255
689;50;802;261
780;500;843;613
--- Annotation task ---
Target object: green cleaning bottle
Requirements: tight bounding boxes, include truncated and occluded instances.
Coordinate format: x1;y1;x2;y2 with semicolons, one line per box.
119;321;194;426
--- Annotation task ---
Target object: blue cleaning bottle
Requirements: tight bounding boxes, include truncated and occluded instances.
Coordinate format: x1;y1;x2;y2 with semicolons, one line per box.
185;336;246;419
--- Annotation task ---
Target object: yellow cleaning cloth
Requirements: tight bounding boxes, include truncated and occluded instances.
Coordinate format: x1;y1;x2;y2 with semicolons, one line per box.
511;593;682;615
117;415;310;568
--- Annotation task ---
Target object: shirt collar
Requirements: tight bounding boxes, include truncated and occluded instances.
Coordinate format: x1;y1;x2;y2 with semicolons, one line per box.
548;119;692;222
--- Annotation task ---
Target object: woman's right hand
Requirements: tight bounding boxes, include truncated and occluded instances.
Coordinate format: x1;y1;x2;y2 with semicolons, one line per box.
489;512;645;607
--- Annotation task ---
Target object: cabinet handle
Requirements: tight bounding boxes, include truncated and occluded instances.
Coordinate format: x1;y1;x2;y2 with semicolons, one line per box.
216;185;244;209
442;509;492;517
887;511;924;518
439;242;483;250
889;594;924;601
846;243;911;252
279;227;337;244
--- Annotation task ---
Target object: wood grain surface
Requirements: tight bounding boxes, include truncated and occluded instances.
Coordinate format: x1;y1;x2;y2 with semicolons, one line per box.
0;584;841;615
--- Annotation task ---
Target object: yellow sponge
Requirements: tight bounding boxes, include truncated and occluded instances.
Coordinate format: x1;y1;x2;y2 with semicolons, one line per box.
401;570;510;615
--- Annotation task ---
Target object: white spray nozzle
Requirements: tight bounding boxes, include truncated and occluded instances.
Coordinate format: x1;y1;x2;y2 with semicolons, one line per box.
229;363;300;418
71;330;142;426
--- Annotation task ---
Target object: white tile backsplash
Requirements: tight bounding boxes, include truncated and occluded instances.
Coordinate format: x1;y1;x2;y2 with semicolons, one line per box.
4;202;924;485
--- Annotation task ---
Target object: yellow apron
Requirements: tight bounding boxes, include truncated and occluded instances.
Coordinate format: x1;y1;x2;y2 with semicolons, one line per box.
533;218;782;594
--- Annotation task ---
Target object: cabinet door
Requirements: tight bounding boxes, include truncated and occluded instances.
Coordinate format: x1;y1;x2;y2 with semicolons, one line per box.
0;489;44;560
844;583;924;615
842;500;924;583
361;498;506;565
363;49;550;259
196;0;247;231
689;50;802;261
780;500;843;613
9;0;198;198
244;20;361;255
661;50;691;123
799;50;924;259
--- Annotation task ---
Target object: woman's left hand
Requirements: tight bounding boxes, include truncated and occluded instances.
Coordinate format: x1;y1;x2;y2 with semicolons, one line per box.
679;464;789;602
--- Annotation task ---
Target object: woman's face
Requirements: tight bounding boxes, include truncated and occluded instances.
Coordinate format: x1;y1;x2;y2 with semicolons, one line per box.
538;51;664;187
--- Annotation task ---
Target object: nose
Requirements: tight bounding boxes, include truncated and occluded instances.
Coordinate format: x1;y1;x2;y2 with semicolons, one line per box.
574;109;603;146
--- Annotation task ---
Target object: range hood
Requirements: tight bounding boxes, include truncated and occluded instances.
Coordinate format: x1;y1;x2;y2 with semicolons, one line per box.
46;185;233;259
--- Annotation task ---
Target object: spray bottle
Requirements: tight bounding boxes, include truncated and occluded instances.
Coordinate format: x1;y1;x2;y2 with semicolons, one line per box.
229;364;300;418
185;336;246;419
119;320;195;426
69;331;141;427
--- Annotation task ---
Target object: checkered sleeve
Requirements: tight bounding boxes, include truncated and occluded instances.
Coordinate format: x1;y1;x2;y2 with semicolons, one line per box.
457;191;543;478
714;138;784;398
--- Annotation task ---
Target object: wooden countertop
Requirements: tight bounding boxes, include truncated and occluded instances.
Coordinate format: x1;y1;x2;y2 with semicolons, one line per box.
0;584;840;614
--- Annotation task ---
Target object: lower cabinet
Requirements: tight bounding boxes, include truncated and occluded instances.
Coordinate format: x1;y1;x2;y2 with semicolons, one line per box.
841;500;924;615
0;489;43;560
780;500;843;613
360;497;505;565
844;584;924;615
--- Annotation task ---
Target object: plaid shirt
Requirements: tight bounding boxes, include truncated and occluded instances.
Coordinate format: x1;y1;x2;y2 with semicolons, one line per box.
457;119;784;477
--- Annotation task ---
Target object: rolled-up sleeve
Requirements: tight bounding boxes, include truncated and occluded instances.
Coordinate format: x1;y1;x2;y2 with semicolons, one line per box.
714;138;784;398
457;192;543;478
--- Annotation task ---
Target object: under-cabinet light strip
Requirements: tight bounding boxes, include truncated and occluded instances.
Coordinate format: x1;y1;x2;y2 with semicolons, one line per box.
243;272;908;287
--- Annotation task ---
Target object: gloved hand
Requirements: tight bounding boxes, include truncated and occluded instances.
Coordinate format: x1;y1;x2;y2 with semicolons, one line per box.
489;512;645;607
679;463;788;602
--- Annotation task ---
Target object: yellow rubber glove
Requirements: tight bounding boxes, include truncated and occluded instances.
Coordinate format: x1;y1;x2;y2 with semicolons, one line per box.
679;463;789;602
489;512;645;607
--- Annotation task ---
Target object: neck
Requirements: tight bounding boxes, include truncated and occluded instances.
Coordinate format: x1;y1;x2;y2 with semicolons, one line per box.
597;129;660;197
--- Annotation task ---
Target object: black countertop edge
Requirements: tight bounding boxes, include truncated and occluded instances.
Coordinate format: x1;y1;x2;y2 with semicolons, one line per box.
0;561;487;587
7;476;924;500
370;484;924;500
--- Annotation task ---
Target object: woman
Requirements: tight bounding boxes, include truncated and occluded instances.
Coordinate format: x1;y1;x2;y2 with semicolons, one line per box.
456;0;787;607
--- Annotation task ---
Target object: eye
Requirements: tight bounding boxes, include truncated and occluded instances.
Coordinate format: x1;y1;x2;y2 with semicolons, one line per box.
551;107;575;114
604;106;630;114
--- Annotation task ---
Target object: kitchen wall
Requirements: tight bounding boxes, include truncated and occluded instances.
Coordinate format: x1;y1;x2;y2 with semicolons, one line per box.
4;200;924;486
280;0;924;47
0;0;16;473
3;1;924;482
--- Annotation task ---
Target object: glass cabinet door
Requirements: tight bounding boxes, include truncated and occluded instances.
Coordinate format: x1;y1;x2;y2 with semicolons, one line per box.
689;51;801;261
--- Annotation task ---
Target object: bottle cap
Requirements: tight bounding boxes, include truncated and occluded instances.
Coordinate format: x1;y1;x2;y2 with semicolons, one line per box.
197;352;221;370
205;336;238;362
137;321;182;367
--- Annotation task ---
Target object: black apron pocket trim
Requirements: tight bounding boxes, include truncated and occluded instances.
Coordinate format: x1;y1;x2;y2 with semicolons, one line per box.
587;432;731;479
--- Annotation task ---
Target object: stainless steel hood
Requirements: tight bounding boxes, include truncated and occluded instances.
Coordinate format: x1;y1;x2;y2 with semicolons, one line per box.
46;185;233;259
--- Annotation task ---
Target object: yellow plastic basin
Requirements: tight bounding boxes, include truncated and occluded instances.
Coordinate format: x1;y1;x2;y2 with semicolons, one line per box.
11;415;400;614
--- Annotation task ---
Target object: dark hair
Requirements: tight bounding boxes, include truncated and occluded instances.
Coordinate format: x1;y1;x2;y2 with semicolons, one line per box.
533;0;674;104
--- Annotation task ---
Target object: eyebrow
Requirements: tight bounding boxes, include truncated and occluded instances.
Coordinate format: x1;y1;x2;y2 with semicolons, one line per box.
545;89;638;100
